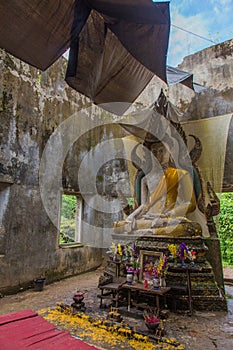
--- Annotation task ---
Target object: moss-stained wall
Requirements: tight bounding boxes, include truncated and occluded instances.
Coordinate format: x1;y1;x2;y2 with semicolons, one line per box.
0;50;110;293
135;39;233;120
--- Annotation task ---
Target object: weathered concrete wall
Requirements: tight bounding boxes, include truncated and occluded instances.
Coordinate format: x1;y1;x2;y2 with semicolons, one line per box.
135;39;233;191
175;39;233;191
176;39;233;119
0;50;109;293
135;39;233;120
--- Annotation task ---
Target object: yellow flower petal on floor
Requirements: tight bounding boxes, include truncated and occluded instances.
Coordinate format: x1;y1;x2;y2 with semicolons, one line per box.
37;307;184;350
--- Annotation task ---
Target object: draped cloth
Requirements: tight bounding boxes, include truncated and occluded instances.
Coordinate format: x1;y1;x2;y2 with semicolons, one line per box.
182;114;232;196
0;0;170;114
144;168;195;215
114;166;209;237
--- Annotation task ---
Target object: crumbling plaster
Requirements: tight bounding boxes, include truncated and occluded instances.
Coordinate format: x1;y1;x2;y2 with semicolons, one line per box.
0;50;106;293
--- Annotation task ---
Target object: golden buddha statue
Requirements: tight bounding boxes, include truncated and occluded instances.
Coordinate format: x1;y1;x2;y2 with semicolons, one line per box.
114;141;209;238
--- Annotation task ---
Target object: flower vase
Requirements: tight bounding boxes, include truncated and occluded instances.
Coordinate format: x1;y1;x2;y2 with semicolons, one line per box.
133;273;138;284
190;260;195;268
126;272;133;285
160;277;166;288
153;277;160;290
181;259;186;268
113;254;118;262
173;258;178;267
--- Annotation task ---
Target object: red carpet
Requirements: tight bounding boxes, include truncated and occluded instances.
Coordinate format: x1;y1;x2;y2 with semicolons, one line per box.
0;310;100;349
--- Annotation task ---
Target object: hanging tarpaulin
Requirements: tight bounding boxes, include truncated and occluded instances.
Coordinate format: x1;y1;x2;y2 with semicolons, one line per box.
167;65;193;89
0;1;170;114
0;0;83;70
166;65;207;92
182;114;232;194
66;0;170;113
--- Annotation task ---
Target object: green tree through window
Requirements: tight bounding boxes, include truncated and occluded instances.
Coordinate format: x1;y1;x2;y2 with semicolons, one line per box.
59;194;82;244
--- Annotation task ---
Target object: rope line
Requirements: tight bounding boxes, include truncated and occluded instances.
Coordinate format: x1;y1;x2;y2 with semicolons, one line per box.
172;24;217;45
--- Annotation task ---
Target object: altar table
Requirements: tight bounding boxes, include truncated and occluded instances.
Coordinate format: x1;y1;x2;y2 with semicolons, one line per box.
122;283;171;311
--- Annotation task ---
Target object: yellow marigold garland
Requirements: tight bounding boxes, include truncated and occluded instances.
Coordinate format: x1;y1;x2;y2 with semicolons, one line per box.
38;305;184;350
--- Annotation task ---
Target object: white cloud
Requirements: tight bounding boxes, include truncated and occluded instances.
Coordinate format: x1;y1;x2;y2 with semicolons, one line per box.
167;0;233;66
211;0;232;6
168;10;211;66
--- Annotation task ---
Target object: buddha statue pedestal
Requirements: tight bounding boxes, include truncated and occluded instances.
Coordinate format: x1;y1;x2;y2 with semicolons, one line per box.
140;235;227;312
111;233;227;312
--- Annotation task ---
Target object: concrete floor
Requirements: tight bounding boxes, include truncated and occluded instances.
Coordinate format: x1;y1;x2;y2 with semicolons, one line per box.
0;266;233;350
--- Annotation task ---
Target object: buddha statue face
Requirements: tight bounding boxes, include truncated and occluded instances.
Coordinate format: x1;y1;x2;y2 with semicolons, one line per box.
150;142;170;167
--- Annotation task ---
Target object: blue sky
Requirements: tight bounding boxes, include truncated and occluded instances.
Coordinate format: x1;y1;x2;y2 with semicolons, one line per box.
159;0;233;66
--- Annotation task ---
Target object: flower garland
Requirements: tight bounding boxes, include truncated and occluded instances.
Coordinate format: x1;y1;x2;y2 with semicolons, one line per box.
38;305;184;350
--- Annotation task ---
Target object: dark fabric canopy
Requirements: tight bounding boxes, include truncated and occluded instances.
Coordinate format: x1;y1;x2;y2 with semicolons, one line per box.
0;0;79;70
0;0;170;114
167;65;193;89
66;1;170;113
166;65;206;93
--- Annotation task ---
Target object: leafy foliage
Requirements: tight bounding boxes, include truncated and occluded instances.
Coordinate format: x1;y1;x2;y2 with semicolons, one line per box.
127;197;134;207
218;193;233;266
61;195;76;219
60;195;76;243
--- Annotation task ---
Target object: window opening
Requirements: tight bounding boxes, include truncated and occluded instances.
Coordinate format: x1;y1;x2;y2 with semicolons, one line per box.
59;194;82;244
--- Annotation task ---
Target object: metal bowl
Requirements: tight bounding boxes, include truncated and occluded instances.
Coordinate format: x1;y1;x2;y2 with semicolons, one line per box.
73;293;84;303
145;321;160;331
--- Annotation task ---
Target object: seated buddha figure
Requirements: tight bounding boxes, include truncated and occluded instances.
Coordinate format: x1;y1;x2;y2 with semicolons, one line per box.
114;141;209;238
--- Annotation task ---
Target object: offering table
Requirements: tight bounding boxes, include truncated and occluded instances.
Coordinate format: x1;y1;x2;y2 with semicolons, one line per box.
122;283;171;312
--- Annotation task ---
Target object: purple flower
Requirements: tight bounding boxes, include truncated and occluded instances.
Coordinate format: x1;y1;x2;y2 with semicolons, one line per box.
179;242;189;259
152;267;159;278
134;267;140;274
126;266;134;273
162;255;168;269
133;242;138;258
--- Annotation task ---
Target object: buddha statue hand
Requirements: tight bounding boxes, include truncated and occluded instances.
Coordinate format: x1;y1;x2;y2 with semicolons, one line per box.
151;216;187;228
127;204;146;221
164;209;175;217
142;213;161;220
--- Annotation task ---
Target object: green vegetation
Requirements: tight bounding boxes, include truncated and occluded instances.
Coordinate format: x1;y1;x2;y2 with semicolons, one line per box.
60;194;76;243
127;197;134;207
218;193;233;266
